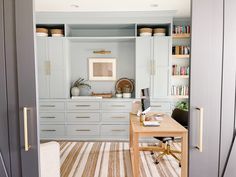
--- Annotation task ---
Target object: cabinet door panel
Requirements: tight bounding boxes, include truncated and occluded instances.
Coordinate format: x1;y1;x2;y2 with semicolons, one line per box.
153;37;170;66
36;37;50;98
135;37;152;98
153;67;169;98
48;38;66;98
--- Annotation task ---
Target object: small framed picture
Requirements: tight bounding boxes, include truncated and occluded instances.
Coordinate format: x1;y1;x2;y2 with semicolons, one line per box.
88;58;116;81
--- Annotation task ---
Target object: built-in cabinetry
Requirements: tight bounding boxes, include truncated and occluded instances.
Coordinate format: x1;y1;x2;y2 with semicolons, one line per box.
35;13;187;141
36;37;69;98
135;36;171;98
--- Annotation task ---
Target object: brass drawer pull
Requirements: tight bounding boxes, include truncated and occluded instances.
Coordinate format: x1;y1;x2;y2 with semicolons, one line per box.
41;116;56;119
112;116;126;119
76;129;91;132
111;105;126;107
76;105;91;107
112;129;126;132
41;129;56;132
40;105;56;108
152;105;162;107
76;116;90;119
23;107;31;151
195;107;204;152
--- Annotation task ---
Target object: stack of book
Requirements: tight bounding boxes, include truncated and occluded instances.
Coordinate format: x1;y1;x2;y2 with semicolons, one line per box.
172;65;189;76
173;25;191;34
173;46;190;55
171;85;189;96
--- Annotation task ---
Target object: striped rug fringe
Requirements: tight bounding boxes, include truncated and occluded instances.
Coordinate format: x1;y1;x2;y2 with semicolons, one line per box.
59;142;181;177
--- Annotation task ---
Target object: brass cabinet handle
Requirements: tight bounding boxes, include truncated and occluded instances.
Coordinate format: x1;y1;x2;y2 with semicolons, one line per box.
76;105;90;107
44;61;51;75
23;107;31;151
76;116;90;119
111;116;126;119
41;129;56;132
76;129;91;132
40;105;56;108
41;116;56;119
152;105;162;107
195;107;204;152
111;105;125;107
112;129;126;132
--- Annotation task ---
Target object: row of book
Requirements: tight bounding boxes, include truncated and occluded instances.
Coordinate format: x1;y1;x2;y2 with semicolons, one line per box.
171;85;189;96
173;25;191;34
172;65;189;76
172;46;190;55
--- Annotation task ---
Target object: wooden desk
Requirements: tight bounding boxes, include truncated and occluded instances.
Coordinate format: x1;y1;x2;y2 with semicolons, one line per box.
129;113;188;177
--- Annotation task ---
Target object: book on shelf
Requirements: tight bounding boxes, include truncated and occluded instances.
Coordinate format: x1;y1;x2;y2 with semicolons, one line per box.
173;25;191;34
171;85;189;96
172;65;189;76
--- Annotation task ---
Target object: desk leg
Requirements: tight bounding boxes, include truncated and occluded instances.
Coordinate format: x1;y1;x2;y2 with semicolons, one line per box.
181;132;188;177
133;132;139;177
130;124;133;149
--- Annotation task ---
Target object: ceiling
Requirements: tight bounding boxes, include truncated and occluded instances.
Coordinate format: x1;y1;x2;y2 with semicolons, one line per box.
35;0;191;17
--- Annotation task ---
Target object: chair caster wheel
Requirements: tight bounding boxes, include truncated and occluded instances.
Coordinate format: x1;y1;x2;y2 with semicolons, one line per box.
179;163;181;167
155;161;159;165
151;152;154;155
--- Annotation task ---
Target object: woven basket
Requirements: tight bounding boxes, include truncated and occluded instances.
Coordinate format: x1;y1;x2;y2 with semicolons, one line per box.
139;28;153;34
154;28;166;34
51;29;63;35
36;28;48;34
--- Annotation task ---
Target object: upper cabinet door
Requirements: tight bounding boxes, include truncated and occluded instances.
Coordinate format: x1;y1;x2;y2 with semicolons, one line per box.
36;37;50;98
48;38;67;98
135;37;152;98
189;0;223;176
152;37;170;98
153;36;171;67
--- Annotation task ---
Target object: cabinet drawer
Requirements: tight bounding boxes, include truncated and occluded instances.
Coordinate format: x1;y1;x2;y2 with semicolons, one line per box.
39;101;65;111
67;125;99;136
67;102;100;110
150;102;171;110
40;125;65;137
101;113;129;123
101;125;129;136
67;113;100;122
39;112;65;122
102;102;131;111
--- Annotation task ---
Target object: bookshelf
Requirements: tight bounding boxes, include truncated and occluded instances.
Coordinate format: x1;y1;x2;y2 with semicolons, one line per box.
171;19;191;101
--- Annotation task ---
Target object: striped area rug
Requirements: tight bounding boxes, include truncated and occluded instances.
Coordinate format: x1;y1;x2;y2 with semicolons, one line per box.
59;142;181;177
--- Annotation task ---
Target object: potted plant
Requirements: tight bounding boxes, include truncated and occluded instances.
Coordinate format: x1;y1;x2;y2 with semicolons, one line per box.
71;78;91;96
173;101;189;128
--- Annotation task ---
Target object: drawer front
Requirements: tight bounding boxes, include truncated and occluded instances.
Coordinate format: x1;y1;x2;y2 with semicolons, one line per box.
102;101;131;111
39;112;65;122
150;102;171;111
101;125;129;136
67;113;100;122
39;101;65;111
67;125;99;136
101;113;129;123
40;125;65;137
67;102;100;110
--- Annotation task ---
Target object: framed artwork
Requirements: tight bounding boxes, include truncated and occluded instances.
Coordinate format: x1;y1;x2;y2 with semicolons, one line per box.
88;58;116;81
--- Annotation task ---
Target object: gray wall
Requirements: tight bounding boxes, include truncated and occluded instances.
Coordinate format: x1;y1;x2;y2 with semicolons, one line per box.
69;41;135;95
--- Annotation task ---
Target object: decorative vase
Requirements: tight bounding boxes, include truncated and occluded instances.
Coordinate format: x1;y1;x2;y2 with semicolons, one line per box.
71;87;80;96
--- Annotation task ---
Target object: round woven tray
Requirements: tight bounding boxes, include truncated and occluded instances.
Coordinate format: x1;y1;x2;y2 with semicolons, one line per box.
115;78;134;93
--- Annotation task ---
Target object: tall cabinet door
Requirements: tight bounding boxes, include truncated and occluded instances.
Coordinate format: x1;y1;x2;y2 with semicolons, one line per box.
152;37;170;98
135;37;152;98
36;37;50;98
48;38;67;98
189;0;223;176
0;0;11;176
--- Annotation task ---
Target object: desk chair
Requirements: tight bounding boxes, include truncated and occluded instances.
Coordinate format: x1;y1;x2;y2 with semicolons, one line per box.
151;108;188;166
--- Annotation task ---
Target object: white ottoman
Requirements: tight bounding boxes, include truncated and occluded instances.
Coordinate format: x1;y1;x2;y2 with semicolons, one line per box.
40;141;60;177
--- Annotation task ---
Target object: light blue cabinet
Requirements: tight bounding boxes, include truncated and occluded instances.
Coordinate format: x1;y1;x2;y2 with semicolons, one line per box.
36;37;68;99
135;36;170;98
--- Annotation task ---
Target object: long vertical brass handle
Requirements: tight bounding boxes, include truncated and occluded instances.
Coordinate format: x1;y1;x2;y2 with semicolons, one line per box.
195;107;203;152
150;60;153;75
23;107;31;151
153;60;156;75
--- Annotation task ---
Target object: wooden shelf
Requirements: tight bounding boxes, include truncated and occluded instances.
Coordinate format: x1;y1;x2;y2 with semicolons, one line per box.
66;36;135;42
171;95;189;99
172;33;190;38
172;55;190;59
172;75;189;79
